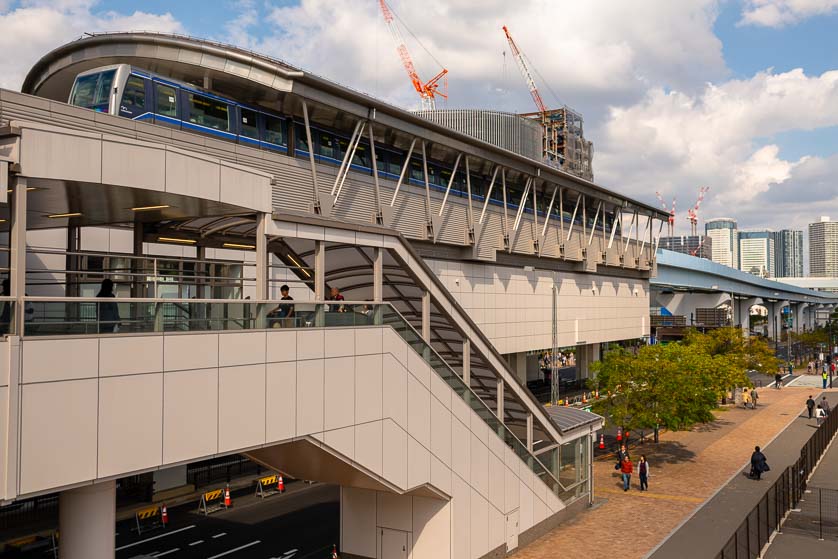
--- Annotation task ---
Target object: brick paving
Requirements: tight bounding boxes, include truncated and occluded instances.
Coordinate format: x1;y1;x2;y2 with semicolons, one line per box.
515;384;823;559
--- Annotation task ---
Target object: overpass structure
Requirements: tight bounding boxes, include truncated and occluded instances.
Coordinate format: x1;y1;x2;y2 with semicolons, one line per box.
0;32;670;558
653;249;838;337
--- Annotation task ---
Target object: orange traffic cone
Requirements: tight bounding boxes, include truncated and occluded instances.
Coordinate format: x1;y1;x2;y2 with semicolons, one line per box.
277;475;285;494
161;504;168;527
598;434;605;450
616;427;623;442
331;544;339;558
224;485;231;508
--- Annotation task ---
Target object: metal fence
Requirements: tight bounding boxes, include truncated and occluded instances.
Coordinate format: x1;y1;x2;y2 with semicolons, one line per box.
186;455;262;489
782;487;838;541
715;408;838;558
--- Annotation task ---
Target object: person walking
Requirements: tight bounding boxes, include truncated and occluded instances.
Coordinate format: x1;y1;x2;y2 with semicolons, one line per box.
775;372;783;389
96;279;120;333
620;455;633;491
742;389;752;409
751;388;759;408
750;446;769;480
615;444;629;470
821;396;831;417
806;395;816;419
816;405;826;426
822;369;829;390
638;455;650;491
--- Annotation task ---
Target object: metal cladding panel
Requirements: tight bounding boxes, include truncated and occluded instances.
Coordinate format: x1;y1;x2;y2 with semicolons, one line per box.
476;213;502;261
333;175;379;224
544;405;601;434
272;161;316;213
389;184;429;240
541;226;560;258
436;195;469;245
512;217;536;255
415;109;542;162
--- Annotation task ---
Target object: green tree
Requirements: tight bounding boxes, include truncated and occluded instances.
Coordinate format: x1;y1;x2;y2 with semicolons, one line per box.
591;328;757;432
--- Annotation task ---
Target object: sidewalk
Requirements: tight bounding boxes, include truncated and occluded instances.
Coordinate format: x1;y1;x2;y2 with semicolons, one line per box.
514;385;830;559
647;392;838;559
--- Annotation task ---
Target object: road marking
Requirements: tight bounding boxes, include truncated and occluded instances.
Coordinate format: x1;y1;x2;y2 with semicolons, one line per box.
154;548;179;557
282;550;298;558
596;487;704;503
212;532;227;539
189;540;204;546
115;525;196;550
206;540;261;558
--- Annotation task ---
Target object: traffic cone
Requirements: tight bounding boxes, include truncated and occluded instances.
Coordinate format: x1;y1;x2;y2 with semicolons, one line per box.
277;475;285;494
616;427;623;442
161;504;168;527
582;393;587;403
331;544;339;558
598;434;605;450
224;485;231;508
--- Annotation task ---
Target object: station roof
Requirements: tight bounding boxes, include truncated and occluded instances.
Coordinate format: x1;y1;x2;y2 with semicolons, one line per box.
544;405;603;434
21;31;667;220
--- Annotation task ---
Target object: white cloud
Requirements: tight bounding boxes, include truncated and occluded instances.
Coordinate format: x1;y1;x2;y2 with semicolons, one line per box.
739;0;838;27
234;0;726;113
594;68;838;230
0;1;182;90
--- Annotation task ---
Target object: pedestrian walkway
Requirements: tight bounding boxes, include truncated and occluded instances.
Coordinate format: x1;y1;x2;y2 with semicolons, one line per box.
514;385;829;559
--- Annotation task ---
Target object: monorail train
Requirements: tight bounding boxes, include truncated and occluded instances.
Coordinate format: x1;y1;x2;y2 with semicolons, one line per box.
68;64;611;230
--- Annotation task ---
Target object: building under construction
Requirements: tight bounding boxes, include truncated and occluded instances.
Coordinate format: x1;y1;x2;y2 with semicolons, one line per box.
417;107;595;181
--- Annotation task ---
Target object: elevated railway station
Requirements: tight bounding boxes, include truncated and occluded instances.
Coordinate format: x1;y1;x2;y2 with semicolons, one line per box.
0;32;678;558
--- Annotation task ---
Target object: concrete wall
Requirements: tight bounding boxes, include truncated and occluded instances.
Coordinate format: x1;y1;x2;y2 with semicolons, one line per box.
428;258;649;354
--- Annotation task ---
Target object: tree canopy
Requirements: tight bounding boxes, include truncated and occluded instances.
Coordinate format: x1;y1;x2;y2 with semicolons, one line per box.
590;327;767;431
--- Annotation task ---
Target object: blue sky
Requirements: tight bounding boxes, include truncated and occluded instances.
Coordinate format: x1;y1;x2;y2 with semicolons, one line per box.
2;0;838;236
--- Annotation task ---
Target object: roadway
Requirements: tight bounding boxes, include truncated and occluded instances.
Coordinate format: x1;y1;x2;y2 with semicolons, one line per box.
4;483;339;559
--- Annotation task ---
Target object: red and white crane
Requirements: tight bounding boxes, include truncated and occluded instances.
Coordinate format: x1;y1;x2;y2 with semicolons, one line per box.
502;25;548;117
687;186;710;236
379;0;447;110
655;191;676;236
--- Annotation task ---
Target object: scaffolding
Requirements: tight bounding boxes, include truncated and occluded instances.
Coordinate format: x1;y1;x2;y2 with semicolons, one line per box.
521;107;594;182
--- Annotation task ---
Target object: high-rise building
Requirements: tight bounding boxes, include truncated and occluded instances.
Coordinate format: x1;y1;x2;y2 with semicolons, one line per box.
705;218;738;268
658;235;712;259
809;216;838;277
738;230;775;277
773;229;804;278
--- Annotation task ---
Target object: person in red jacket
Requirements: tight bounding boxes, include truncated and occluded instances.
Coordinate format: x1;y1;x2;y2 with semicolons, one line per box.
620;456;633;491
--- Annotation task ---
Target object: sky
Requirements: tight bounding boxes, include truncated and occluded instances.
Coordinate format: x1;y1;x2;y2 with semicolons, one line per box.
1;0;838;238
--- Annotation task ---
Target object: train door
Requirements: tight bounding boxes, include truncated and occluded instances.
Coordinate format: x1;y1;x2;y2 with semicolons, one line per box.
151;80;181;129
118;75;150;120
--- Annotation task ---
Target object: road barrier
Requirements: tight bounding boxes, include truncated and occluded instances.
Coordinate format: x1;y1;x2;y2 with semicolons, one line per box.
198;488;225;515
255;474;285;499
134;505;164;535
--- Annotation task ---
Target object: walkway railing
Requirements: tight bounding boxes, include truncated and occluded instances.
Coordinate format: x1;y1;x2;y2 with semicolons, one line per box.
714;408;838;558
13;297;566;499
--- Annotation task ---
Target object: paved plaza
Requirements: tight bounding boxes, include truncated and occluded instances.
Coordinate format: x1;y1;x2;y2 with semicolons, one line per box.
515;380;835;559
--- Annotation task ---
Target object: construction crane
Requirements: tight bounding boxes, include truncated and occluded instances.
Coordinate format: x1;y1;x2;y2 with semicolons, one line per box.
687;186;710;236
655;191;676;236
378;0;447;110
502;25;547;118
691;236;707;257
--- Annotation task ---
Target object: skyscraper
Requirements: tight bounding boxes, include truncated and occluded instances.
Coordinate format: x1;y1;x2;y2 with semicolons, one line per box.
705;218;738;268
809;216;838;277
657;235;712;259
738;231;775;277
773;229;804;278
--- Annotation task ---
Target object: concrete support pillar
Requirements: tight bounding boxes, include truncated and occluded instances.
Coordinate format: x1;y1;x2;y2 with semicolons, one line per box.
131;222;144;299
739;297;763;336
373;247;383;303
314;240;325;300
9;177;27;335
195;246;207;299
792;303;807;334
575;343;600;380
59;480;115;559
255;213;268;301
496;378;504;421
66;225;80;297
526;412;533;452
421;290;431;343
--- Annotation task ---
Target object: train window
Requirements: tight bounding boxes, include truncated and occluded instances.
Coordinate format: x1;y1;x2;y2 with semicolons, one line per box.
70;69;115;112
387;151;404;176
352;143;371;168
240;108;259;139
319;133;337;159
410;160;424;182
294;123;309;152
155;83;178;118
265;115;286;146
439;169;452;189
119;75;146;117
188;93;230;131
